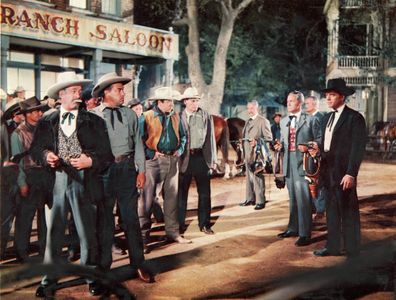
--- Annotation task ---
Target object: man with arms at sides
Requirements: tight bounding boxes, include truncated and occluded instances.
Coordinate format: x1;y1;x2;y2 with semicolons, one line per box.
139;87;190;249
304;95;326;221
30;71;114;298
239;100;272;210
312;78;366;258
275;91;321;247
178;87;217;235
91;73;153;287
11;97;49;263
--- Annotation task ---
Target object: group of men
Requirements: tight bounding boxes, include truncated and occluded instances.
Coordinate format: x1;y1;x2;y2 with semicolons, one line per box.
0;74;366;297
1;71;217;297
239;78;366;257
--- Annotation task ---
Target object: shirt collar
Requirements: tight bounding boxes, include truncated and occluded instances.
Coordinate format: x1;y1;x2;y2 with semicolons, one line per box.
334;104;345;114
99;102;120;111
289;110;301;120
250;113;259;120
60;105;78;118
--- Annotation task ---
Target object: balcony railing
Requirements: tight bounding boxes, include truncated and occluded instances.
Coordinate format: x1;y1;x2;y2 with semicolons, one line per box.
338;56;380;68
341;0;376;7
342;76;378;86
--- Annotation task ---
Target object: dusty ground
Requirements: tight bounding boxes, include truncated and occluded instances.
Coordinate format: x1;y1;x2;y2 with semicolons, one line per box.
0;161;395;299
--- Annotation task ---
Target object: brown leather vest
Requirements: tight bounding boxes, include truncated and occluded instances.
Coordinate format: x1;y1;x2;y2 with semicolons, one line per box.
14;122;37;168
143;110;180;151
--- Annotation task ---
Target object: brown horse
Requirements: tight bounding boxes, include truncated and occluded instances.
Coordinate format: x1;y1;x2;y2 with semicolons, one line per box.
212;115;231;178
369;121;396;159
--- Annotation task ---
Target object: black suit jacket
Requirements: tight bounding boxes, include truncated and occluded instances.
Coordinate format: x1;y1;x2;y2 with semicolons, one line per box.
30;109;114;205
320;106;366;188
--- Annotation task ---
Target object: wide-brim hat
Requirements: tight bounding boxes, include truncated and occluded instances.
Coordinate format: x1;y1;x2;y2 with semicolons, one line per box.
47;71;92;99
14;86;25;93
322;78;355;96
126;98;143;108
81;84;95;101
3;98;23;120
19;96;47;113
180;87;201;100
148;87;180;101
92;72;131;98
272;112;282;119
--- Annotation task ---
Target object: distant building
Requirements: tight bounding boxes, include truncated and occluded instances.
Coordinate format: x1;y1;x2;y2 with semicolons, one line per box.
323;0;396;126
1;0;178;100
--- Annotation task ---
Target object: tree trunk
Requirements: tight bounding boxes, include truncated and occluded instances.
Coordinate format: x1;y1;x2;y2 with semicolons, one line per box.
184;0;255;115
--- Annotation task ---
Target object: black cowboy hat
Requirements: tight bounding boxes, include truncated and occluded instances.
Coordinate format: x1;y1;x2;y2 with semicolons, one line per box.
322;78;355;96
19;96;47;113
126;98;143;108
81;84;94;102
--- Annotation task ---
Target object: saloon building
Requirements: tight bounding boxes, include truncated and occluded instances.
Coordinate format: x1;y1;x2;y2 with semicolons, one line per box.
1;0;179;100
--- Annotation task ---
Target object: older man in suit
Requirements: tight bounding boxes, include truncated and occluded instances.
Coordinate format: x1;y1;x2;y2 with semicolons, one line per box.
304;96;326;221
30;72;114;297
275;91;321;247
239;100;272;210
178;87;217;234
312;78;366;257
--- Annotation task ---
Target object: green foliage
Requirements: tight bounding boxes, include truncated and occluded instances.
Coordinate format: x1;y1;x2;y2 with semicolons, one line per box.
134;0;328;105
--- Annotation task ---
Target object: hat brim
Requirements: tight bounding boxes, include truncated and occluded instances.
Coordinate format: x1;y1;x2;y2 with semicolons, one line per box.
20;103;48;114
92;77;131;98
47;79;92;99
3;104;21;120
321;86;355;97
180;95;201;101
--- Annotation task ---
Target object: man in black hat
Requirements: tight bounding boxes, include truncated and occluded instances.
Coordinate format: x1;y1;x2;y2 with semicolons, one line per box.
10;97;49;262
311;78;366;257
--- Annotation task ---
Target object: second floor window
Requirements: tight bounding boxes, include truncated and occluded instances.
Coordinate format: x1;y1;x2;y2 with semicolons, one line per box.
69;0;87;10
102;0;120;16
339;24;378;56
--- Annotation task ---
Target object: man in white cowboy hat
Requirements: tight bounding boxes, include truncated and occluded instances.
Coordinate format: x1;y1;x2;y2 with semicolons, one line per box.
91;72;152;285
13;86;26;100
10;97;49;263
178;87;217;235
139;86;190;246
0;98;23;260
30;71;114;298
311;78;366;257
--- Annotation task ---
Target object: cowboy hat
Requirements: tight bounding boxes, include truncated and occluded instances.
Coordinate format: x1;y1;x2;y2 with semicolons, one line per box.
14;86;25;93
81;84;95;101
126;98;143;108
322;78;355;96
47;71;92;99
3;98;23;120
148;87;180;101
19;96;47;113
180;87;201;100
92;72;131;98
272;112;282;119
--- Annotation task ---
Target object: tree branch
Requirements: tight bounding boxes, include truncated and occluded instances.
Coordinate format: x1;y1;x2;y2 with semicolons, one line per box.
234;0;256;16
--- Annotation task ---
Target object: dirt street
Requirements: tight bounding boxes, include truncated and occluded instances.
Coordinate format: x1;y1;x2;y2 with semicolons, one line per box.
0;161;395;299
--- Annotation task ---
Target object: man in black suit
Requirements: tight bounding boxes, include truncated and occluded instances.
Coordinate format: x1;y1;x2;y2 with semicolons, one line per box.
311;78;366;257
30;72;114;297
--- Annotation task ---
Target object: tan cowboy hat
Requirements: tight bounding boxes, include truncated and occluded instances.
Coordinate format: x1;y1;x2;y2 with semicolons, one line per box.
14;86;25;93
47;71;92;99
92;72;131;98
19;96;47;113
148;87;181;101
180;87;201;100
3;98;23;120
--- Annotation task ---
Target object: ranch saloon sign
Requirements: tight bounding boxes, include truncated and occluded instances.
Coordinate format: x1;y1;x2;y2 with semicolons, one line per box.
0;3;179;60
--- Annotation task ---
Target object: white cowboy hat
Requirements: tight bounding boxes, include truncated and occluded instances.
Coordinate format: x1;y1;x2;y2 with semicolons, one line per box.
3;97;23;120
46;71;92;99
92;72;131;98
180;87;201;100
148;87;181;101
14;86;25;93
